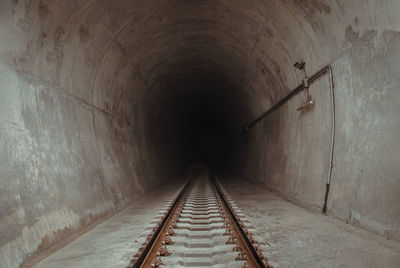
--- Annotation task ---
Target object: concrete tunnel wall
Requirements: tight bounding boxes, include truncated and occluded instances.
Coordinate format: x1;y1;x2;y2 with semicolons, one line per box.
0;0;399;267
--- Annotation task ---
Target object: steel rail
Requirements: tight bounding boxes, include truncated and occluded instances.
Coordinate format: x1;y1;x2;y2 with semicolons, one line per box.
128;172;270;267
210;172;269;268
129;177;194;268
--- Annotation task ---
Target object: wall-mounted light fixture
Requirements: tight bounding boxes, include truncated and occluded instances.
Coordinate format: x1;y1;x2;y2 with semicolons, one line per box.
294;61;314;111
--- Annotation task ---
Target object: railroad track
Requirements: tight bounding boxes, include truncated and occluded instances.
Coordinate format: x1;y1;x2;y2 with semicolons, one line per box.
128;171;270;268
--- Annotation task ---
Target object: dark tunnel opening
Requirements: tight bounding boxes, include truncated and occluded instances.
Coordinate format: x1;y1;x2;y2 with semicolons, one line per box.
145;71;251;177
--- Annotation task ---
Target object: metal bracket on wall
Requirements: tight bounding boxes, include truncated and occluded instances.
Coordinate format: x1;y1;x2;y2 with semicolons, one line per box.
244;63;336;214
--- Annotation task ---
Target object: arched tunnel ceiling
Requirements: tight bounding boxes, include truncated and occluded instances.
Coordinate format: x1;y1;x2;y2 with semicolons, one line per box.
9;0;399;126
3;0;398;175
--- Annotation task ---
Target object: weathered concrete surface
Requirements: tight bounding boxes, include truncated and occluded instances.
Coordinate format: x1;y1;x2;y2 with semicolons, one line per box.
219;176;400;268
232;0;400;242
32;181;183;268
0;1;158;267
32;177;400;267
0;0;399;267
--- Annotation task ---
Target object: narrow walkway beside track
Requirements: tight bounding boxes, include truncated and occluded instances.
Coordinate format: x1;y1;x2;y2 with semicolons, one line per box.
33;174;400;268
33;182;184;268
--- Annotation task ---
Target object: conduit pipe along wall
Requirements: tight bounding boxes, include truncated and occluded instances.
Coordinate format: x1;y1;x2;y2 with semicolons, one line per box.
244;65;336;213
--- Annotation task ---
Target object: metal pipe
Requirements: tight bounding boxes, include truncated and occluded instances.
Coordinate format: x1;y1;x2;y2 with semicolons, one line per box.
247;83;304;130
322;65;335;214
247;66;329;130
245;65;336;213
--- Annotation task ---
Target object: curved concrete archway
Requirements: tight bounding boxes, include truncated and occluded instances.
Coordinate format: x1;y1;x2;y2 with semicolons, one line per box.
0;1;399;266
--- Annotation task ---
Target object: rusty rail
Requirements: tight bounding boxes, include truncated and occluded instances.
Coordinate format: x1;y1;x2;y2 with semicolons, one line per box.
128;172;270;268
211;172;268;267
129;177;194;268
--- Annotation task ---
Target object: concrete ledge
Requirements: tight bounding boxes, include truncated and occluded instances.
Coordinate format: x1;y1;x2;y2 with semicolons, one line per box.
219;176;400;268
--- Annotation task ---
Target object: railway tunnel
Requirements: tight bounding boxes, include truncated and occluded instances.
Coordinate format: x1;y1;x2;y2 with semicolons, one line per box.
1;0;400;267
